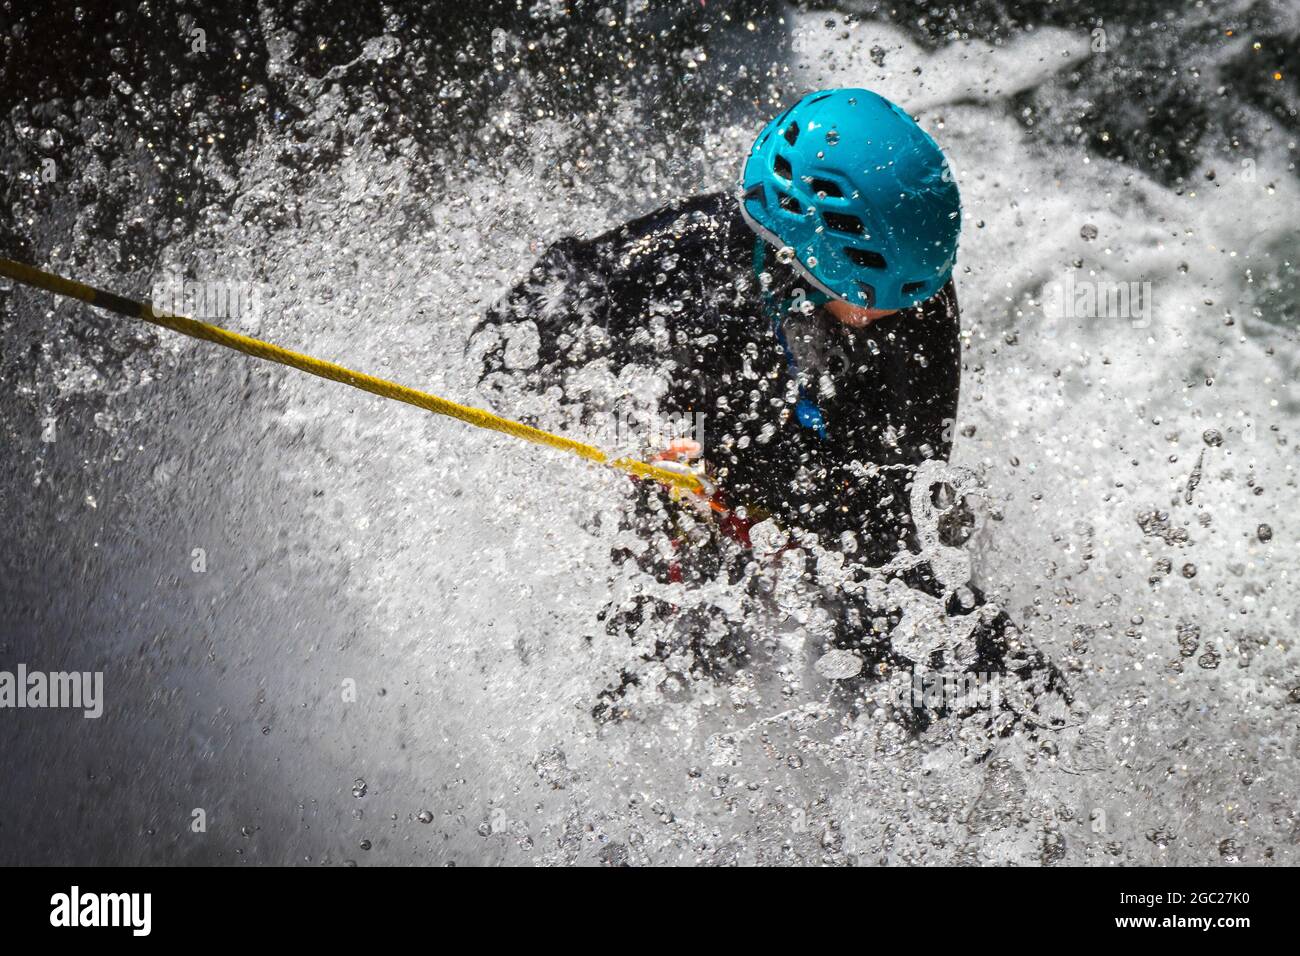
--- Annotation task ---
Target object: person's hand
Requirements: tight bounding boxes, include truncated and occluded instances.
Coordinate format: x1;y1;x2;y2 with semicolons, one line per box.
651;438;717;505
652;438;702;464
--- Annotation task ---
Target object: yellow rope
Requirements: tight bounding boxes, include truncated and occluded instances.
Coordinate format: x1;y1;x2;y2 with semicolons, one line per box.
0;257;703;494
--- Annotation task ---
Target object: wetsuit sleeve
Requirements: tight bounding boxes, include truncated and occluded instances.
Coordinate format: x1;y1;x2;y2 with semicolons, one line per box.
467;235;615;401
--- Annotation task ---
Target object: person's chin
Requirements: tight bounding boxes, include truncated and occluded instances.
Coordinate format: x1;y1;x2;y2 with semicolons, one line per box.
826;302;897;328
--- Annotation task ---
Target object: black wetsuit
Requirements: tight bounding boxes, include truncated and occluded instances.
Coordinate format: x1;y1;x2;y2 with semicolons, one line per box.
472;192;959;559
472;192;1063;726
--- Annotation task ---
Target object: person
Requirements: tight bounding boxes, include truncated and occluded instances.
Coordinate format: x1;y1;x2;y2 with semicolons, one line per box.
471;88;1064;730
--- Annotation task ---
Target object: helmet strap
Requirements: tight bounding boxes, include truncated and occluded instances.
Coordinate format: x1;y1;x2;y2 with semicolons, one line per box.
751;239;829;441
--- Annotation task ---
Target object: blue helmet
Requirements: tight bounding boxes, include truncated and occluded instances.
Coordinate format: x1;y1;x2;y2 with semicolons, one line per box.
740;88;961;311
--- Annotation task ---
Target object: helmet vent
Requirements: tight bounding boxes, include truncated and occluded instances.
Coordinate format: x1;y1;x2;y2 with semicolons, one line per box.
777;192;803;214
809;178;843;198
783;122;800;146
845;247;887;269
773;154;793;180
901;280;927;296
824;211;864;235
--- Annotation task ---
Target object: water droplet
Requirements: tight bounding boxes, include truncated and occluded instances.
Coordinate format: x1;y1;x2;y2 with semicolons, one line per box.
362;34;402;62
815;649;863;680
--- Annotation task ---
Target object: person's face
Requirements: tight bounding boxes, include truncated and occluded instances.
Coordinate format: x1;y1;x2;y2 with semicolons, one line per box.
824;298;898;328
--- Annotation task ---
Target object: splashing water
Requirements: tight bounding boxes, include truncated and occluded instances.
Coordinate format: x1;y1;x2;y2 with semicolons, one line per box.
1;1;1296;865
